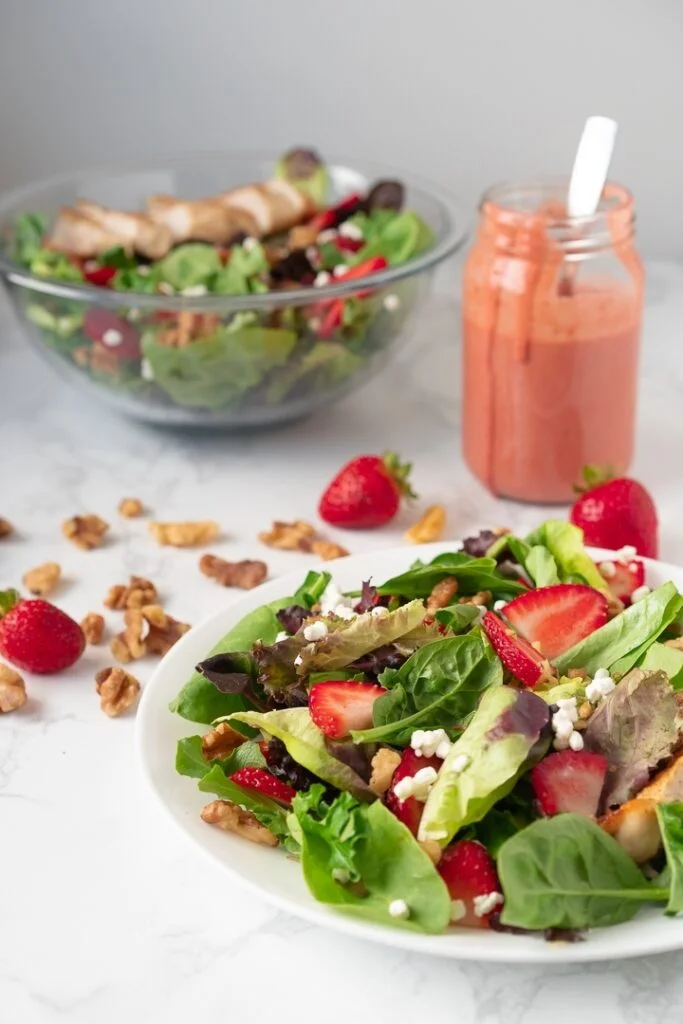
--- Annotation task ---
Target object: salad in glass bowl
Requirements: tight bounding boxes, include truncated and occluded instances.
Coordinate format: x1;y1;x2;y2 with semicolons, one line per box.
170;520;683;939
0;149;464;426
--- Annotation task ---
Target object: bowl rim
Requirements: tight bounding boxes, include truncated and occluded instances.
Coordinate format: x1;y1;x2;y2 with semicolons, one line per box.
0;149;469;311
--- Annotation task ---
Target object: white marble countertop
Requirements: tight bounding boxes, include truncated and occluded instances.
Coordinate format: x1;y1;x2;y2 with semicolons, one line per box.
2;262;683;1024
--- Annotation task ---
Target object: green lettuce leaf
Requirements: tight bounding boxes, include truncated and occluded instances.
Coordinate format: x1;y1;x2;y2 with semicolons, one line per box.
525;546;561;587
228;708;373;800
292;570;332;608
656;803;683;915
639;642;683;689
352;629;503;745
29;249;83;282
198;763;292;844
175;735;265;779
266;342;363;404
498;814;667;930
433;604;481;633
524;520;608;592
13;211;48;264
155;243;223;290
294;785;450;934
26;302;83;339
349;210;435;266
419;687;550;846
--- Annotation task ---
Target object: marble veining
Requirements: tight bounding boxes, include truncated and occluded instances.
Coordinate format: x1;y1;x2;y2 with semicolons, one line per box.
2;262;683;1024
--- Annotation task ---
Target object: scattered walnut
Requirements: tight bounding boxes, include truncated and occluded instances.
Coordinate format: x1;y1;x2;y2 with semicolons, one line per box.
310;540;349;561
288;223;319;249
665;637;683;651
158;311;220;348
0;518;13;538
418;840;443;866
258;519;318;552
62;514;109;550
80;612;105;645
149;520;220;547
140;603;168;628
73;345;120;374
118;497;144;518
577;700;595;723
202;721;246;761
95;666;141;717
199;554;268;589
143;607;191;657
369;747;402;796
110;608;150;663
404;505;447;544
566;667;588;679
22;561;61;596
0;663;27;713
200;800;278;846
459;590;492;607
104;575;158;611
426;576;459;611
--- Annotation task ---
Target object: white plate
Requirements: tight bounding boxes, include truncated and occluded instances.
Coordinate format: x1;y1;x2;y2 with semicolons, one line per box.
136;542;683;963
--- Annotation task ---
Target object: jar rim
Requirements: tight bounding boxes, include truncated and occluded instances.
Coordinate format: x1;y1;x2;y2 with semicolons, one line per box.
480;177;634;229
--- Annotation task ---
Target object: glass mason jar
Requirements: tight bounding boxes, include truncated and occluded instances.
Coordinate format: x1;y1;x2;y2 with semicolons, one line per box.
461;180;644;503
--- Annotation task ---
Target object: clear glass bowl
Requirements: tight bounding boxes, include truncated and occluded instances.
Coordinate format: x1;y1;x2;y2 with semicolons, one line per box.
0;153;467;427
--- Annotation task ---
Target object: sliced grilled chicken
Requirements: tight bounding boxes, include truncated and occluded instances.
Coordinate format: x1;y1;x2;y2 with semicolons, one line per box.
47;206;126;258
147;195;247;245
218;179;315;237
74;200;172;260
600;751;683;862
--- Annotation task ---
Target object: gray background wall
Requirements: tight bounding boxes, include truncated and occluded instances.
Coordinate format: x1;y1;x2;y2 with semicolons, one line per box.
2;0;681;257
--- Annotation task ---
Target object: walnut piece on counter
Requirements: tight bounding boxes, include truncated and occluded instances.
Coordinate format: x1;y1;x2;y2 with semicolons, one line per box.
199;554;268;590
23;561;61;596
426;576;459;611
404;505;447;544
369;747;402;796
109;608;150;662
143;606;191;656
258;519;317;551
0;518;13;538
95;666;141;717
0;663;27;713
201;721;246;761
104;576;158;610
118;497;144;518
62;514;110;550
149;520;220;547
200;800;279;846
310;539;349;561
80;612;105;645
459;590;492;607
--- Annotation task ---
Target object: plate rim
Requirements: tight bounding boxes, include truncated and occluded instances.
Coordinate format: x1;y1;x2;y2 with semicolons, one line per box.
136;540;683;963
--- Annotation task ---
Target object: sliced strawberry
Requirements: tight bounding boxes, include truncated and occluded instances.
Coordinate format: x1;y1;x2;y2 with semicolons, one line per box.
311;192;364;232
503;584;608;660
530;750;609;819
230;767;297;805
317;299;344;339
309;680;387;739
597;557;645;606
83;264;117;287
482;611;555;688
438;840;502;929
334;236;364;253
83;308;141;360
385;747;442;836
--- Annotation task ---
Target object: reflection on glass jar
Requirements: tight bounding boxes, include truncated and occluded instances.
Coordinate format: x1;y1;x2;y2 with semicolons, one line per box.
462;180;644;503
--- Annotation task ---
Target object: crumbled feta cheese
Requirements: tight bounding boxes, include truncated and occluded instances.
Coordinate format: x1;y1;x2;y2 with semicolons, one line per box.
450;753;470;774
333;604;357;621
393;766;438;802
585;674;616;702
493;600;507;612
617;545;638;563
383;293;400;312
138;265;150;277
294;654;303;667
473;892;504;918
140;358;154;381
450;899;467;922
332;868;350;885
242;236;258;252
631;585;651;603
556;697;578;723
339;221;363;241
552;710;575;741
598;560;617;579
317;229;337;244
181;284;208;296
411;728;450;759
305;246;319;264
303;620;328;642
101;328;123;347
388;898;410;919
275;631;289;643
333;264;349;278
569;731;585;752
553;734;570;751
320;581;355;615
314;271;331;287
371;605;390;619
593;667;611;680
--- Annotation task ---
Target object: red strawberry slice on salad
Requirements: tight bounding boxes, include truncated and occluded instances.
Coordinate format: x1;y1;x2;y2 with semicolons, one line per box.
530;750;609;819
502;584;609;660
385;747;442;836
309;680;387;739
437;840;503;929
84;308;140;360
83;263;117;287
230;767;297;805
596;555;645;606
570;466;658;559
318;450;416;529
481;611;555;689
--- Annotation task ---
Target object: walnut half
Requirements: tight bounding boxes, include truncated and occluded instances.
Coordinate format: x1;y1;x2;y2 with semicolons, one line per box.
199;555;267;590
426;576;458;610
149;520;219;547
404;505;447;544
310;540;349;561
23;561;61;596
258;519;316;551
95;667;141;717
118;497;144;518
62;514;110;550
201;721;246;760
0;518;13;538
81;612;105;645
104;576;158;610
200;800;278;846
369;747;402;796
0;663;27;713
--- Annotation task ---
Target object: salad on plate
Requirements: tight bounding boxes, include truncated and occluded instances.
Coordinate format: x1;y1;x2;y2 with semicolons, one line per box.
8;148;435;414
169;520;683;939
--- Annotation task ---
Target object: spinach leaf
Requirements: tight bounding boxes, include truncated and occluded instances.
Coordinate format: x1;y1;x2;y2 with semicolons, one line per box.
98;245;138;270
498;814;667;930
554;583;682;676
142;325;297;410
656;803;683;914
352;630;503;744
175;735;266;779
294;785;450;934
198;764;291;843
474;790;538;859
293;569;332;608
378;556;524;600
13;211;48;264
170;597;294;724
155;243;223;290
524;520;608;593
434;604;481;632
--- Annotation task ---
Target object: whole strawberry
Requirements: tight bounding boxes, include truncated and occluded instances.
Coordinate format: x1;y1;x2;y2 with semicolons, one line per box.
318;451;416;529
0;590;85;673
570;466;658;559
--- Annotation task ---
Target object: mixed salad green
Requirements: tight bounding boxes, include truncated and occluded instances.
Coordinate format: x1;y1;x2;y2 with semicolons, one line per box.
7;149;434;415
170;521;683;939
